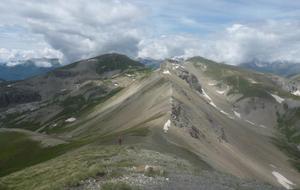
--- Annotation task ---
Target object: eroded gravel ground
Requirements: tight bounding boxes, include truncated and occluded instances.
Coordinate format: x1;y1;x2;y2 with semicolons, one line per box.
69;171;283;190
68;148;283;190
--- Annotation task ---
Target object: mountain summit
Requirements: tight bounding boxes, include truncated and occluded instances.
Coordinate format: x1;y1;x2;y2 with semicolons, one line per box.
0;54;300;190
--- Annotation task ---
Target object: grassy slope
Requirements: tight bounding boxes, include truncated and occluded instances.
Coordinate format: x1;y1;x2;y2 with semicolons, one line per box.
0;131;84;177
190;56;299;101
42;87;124;134
190;57;300;173
0;145;134;190
0;69;153;178
0;88;125;177
276;107;300;172
94;54;143;75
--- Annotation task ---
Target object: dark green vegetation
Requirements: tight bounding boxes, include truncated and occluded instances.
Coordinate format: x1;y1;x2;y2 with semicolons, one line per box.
94;54;143;75
0;131;81;177
0;145;136;190
59;53;143;75
0;115;152;180
277;107;300;144
275;107;300;172
272;138;300;172
1;112;41;131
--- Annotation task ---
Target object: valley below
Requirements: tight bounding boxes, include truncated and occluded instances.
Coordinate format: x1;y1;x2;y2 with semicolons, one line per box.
0;54;300;190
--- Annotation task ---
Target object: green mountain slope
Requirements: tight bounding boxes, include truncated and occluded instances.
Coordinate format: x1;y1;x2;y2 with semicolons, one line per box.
1;55;300;190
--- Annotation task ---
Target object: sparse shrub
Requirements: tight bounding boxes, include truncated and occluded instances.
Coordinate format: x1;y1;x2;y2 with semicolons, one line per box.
144;166;167;177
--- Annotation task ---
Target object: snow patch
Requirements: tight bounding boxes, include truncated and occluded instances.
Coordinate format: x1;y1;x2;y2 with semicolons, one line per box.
171;63;180;70
216;90;226;95
248;78;258;84
220;110;234;119
234;111;241;118
202;89;234;119
202;89;212;101
202;89;217;108
259;124;267;128
270;93;285;104
208;82;217;86
228;115;235;119
292;90;300;96
246;120;255;125
65;117;76;123
163;119;171;133
209;101;217;108
220;110;229;116
272;171;295;189
163;70;171;75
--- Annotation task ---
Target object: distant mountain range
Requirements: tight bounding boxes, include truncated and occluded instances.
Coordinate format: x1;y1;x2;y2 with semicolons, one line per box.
137;57;163;68
3;57;300;81
0;53;300;189
240;59;300;77
0;58;60;81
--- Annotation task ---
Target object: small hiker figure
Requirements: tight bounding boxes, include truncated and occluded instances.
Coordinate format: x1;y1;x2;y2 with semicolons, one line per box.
118;135;122;146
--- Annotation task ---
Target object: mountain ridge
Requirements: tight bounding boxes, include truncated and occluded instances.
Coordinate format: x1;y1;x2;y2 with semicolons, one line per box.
240;59;300;77
0;53;300;190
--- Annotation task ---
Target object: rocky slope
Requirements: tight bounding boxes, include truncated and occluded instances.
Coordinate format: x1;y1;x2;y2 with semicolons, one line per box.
0;55;300;190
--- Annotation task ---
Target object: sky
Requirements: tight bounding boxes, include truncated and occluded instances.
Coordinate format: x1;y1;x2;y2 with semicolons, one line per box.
0;0;300;66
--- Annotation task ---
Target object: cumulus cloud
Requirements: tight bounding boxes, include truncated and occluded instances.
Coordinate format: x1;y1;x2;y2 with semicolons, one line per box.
201;20;300;64
138;35;203;60
0;0;144;63
138;20;300;65
0;0;300;66
0;48;62;63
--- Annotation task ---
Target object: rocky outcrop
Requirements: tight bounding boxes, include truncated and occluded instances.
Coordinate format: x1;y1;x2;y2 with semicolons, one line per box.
171;99;205;139
206;114;227;142
176;68;202;93
0;89;41;108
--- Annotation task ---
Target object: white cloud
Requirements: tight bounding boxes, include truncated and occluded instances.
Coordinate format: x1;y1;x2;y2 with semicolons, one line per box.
201;20;300;64
0;1;300;66
137;20;300;65
138;35;203;60
0;48;63;63
0;0;144;63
